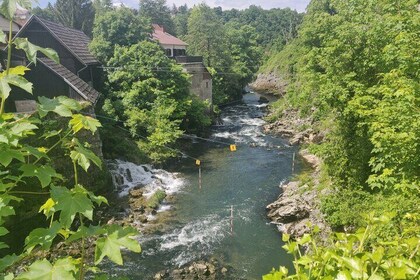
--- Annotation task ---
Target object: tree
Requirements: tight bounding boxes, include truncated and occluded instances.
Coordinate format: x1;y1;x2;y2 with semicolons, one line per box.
36;0;95;37
186;4;225;68
139;0;176;35
172;4;189;38
90;7;151;64
225;22;262;90
93;0;113;16
103;41;211;162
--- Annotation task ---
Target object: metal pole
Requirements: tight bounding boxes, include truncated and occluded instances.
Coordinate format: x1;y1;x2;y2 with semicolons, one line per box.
292;152;296;174
199;166;202;190
230;206;234;236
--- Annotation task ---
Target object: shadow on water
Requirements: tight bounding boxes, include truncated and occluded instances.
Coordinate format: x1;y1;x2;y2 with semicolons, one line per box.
105;92;300;279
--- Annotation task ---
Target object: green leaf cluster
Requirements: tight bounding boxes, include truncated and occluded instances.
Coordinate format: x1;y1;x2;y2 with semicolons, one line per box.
0;3;141;278
102;40;211;162
264;0;419;193
264;214;420;279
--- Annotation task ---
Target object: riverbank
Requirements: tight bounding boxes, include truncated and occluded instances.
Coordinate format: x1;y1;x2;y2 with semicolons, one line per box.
263;106;330;239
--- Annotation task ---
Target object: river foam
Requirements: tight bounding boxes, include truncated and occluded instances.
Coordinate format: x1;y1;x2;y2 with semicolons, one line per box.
107;159;185;198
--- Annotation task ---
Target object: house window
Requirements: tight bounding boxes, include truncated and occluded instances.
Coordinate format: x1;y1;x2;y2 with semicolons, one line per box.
165;49;172;57
206;82;209;88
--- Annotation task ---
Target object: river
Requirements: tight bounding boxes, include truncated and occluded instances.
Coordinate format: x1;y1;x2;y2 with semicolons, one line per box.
107;92;299;279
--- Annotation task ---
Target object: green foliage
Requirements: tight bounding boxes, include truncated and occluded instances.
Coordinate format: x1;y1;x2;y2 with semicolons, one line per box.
94;225;141;265
103;41;210;162
90;7;151;64
186;4;225;68
186;4;263;104
139;0;175;35
263;2;420;278
265;213;420;279
16;258;78;280
33;0;95;37
321;189;420;232
172;4;189;37
264;0;420;194
0;3;141;278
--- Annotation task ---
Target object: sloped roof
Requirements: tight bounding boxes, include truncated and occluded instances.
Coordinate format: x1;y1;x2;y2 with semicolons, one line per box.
38;57;100;104
152;24;188;46
16;15;100;66
0;15;20;33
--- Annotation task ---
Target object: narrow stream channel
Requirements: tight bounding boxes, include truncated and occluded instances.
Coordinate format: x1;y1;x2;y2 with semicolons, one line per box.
107;92;298;279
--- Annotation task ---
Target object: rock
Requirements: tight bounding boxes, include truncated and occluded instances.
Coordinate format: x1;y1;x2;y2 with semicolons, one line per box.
125;168;133;182
300;149;321;170
267;178;330;239
289;132;306;145
267;198;309;223
139;215;148;223
129;187;143;198
221;267;228;274
258;96;270;103
134;205;145;214
194;263;207;271
275;128;295;137
250;73;288;95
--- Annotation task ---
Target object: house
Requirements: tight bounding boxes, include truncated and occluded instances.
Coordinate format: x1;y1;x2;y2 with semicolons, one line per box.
152;24;213;107
152;24;187;57
0;6;30;48
2;15;101;113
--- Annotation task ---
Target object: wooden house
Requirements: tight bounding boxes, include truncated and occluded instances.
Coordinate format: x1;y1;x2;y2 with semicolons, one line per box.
2;15;101;113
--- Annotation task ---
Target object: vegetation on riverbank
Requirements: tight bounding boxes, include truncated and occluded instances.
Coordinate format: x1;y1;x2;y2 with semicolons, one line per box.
261;0;419;278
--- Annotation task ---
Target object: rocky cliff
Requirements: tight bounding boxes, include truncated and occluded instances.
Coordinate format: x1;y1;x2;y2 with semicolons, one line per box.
250;72;287;95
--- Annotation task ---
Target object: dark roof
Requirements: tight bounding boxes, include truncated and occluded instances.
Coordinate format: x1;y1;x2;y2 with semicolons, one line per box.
16;15;100;66
38;57;100;104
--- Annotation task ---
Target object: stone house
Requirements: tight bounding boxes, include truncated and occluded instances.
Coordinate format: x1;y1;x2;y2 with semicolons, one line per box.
152;24;213;107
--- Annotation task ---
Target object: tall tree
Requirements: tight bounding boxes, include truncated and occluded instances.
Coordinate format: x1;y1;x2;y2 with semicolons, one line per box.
38;0;95;37
90;7;151;64
172;4;189;38
186;4;225;68
103;41;211;162
139;0;176;35
93;0;113;16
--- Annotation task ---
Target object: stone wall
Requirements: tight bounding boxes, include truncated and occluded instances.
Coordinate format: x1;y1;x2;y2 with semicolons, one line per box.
181;62;213;106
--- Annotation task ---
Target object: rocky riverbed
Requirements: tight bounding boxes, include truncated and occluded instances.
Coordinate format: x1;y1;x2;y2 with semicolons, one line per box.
266;149;330;239
263;106;330;239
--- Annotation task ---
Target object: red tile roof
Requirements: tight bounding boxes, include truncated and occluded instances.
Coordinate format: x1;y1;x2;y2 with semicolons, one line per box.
152;24;187;46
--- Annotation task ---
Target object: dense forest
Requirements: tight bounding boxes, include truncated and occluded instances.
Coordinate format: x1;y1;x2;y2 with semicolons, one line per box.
262;0;419;278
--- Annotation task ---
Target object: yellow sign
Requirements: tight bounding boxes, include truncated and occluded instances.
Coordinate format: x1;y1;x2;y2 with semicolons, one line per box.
230;145;237;152
196;160;201;166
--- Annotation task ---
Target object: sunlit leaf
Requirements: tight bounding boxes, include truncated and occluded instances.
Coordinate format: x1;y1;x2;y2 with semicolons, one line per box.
20;164;62;188
14;38;59;65
24;222;62;253
15;258;77;280
50;186;94;228
94;225;140;265
37;96;82;118
69;114;101;134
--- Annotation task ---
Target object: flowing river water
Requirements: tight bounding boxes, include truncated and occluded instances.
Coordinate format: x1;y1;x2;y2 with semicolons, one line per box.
107;92;299;279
